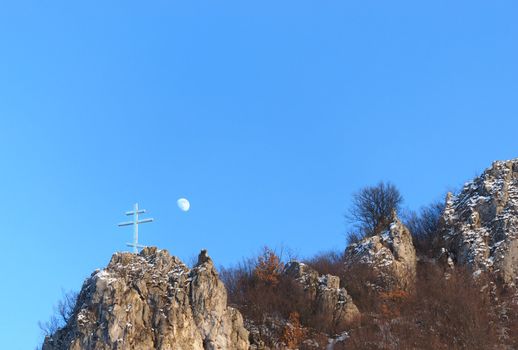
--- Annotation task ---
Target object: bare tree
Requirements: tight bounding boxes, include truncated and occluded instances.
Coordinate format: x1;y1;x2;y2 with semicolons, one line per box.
346;181;403;240
404;200;445;256
39;289;78;337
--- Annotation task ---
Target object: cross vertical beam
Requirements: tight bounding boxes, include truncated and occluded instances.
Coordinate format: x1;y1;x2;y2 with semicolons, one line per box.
118;203;154;253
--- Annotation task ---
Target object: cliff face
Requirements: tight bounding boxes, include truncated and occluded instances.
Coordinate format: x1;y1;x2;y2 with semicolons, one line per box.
442;159;518;286
344;213;417;292
43;247;249;350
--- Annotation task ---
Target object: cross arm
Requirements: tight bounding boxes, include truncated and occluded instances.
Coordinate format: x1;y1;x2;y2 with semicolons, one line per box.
118;221;134;227
125;210;146;216
137;218;154;224
126;243;147;248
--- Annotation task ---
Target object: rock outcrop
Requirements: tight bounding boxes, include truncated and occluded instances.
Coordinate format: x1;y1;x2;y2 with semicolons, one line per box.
344;212;417;292
43;247;249;350
245;262;359;350
283;261;360;326
441;159;518;286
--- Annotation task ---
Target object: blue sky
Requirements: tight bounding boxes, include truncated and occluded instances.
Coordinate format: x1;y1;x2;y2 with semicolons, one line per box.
1;1;517;348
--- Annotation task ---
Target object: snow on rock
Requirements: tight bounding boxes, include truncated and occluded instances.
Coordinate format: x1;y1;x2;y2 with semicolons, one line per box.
344;211;417;292
42;247;249;350
442;159;518;286
326;331;349;350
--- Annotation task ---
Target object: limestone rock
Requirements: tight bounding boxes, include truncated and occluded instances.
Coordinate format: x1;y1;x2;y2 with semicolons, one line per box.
43;247;249;350
283;261;360;326
344;213;417;291
441;159;518;286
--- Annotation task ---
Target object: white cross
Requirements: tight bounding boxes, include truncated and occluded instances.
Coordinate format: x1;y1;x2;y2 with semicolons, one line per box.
118;203;154;253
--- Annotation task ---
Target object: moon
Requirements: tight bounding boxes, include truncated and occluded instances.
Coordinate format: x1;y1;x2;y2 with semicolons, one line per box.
177;198;190;212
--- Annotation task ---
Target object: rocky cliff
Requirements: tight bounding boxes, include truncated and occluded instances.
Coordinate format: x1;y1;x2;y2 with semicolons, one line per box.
344;212;417;292
441;159;518;286
283;261;360;327
43;247;249;350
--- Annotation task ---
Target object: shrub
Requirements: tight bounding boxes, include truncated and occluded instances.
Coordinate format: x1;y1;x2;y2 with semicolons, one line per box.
222;247;353;344
346;262;499;349
221;247;308;324
404;200;445;257
223;246;518;348
280;312;307;348
254;247;284;286
303;250;344;278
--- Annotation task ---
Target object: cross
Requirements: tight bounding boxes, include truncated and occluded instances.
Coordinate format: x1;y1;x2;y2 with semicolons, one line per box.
118;203;154;253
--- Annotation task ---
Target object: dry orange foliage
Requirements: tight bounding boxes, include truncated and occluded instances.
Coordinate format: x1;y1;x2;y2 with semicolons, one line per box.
379;289;409;318
280;312;306;348
254;247;284;286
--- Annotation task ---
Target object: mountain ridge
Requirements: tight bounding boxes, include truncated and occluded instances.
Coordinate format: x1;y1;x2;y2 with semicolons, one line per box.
42;157;518;349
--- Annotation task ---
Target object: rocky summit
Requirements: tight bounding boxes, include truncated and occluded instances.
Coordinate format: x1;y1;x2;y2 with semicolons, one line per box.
43;247;249;350
344;211;417;292
442;159;518;286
